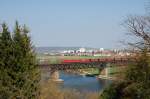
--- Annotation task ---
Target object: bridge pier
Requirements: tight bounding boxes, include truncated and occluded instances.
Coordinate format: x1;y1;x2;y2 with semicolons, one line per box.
50;70;64;82
98;63;110;79
99;68;108;77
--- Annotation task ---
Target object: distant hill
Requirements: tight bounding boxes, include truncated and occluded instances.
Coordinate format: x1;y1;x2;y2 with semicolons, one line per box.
35;47;98;53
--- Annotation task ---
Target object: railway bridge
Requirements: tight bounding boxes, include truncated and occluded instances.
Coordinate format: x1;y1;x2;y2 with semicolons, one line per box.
38;57;134;81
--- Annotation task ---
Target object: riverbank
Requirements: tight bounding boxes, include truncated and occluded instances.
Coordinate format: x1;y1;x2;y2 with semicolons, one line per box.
63;68;100;77
40;81;100;99
97;75;117;80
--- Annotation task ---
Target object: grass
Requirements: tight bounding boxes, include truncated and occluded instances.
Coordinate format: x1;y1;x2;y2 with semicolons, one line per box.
40;81;100;99
107;66;127;79
81;68;100;75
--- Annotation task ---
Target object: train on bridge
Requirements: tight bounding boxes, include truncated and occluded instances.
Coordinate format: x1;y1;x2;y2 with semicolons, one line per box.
62;58;130;64
38;57;131;65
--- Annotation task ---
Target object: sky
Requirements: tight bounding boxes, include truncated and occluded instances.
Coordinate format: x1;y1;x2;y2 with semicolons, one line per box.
0;0;147;48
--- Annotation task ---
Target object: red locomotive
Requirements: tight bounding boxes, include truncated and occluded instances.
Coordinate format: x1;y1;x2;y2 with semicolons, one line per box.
61;58;108;64
61;58;120;64
62;59;90;63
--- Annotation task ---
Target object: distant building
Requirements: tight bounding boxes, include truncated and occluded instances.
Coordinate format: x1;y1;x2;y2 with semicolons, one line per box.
79;48;86;53
99;48;104;51
61;47;132;57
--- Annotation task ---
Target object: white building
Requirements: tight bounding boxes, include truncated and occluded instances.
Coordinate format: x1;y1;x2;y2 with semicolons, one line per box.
100;48;104;51
79;48;86;53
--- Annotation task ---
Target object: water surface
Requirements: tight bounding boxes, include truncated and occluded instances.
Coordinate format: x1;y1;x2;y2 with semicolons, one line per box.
41;70;112;92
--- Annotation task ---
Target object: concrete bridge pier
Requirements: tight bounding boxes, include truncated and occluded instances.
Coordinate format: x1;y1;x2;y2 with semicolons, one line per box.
50;70;64;82
99;68;108;77
98;63;110;79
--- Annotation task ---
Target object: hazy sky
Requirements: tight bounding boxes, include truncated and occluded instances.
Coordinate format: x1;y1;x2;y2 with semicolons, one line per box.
0;0;146;48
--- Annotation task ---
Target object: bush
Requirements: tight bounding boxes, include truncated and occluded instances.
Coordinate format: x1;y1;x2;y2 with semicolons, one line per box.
100;49;150;99
40;81;100;99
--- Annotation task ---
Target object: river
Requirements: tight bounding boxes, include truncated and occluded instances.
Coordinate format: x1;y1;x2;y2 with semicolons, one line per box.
41;70;112;92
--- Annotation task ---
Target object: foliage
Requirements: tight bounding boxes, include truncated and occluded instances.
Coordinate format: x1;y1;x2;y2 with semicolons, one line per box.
0;22;40;98
124;49;150;99
40;81;100;99
100;15;150;99
0;23;13;98
100;49;150;99
100;81;130;99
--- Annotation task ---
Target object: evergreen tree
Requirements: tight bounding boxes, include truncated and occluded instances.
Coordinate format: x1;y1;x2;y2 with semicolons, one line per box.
0;23;13;98
0;21;40;98
0;23;13;68
12;21;40;98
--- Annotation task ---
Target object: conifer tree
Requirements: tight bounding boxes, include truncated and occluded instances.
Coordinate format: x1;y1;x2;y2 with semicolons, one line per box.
0;23;13;98
0;22;40;98
12;21;40;98
1;23;13;68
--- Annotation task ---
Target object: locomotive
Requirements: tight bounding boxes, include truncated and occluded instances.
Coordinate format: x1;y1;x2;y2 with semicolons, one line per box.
61;58;115;64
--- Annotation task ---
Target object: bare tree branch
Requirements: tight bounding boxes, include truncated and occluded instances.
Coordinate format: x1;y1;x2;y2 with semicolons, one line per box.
123;15;150;51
